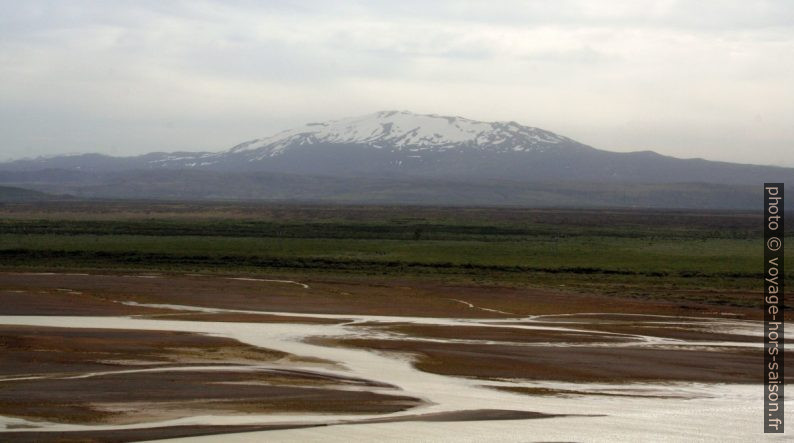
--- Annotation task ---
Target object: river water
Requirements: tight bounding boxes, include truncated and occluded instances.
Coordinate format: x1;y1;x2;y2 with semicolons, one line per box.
0;308;789;442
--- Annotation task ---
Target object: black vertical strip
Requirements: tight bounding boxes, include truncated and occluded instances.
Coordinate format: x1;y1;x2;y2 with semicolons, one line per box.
764;183;784;433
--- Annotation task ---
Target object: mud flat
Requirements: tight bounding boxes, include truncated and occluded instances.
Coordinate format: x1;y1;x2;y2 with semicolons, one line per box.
0;323;418;426
0;271;770;320
317;337;759;383
0;272;791;441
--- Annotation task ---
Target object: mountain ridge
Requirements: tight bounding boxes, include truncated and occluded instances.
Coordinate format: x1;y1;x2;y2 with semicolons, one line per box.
1;110;787;173
0;110;790;208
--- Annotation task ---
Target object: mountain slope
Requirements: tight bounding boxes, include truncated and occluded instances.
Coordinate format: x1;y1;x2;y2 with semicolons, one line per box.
0;110;790;208
3;110;790;185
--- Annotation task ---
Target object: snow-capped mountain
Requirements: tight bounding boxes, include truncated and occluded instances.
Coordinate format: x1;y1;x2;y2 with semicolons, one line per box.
138;110;589;170
226;111;575;158
1;110;792;207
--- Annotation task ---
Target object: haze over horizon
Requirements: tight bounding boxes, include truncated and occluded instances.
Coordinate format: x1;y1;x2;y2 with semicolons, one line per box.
1;1;792;167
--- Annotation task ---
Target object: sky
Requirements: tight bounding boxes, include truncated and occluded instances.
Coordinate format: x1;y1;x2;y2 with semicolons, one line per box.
0;0;792;166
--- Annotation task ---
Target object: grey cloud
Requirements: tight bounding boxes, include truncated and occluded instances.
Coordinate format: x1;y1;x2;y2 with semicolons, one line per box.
0;0;792;166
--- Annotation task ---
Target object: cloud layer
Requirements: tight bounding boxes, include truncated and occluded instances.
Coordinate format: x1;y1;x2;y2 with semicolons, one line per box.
1;0;792;165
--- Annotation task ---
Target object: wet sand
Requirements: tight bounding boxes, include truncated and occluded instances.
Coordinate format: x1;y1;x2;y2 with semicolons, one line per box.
140;312;346;324
0;322;420;427
359;322;632;344
0;423;323;443
0;369;420;424
0;324;289;377
0;410;568;442
318;337;760;383
0;271;769;320
0;271;789;441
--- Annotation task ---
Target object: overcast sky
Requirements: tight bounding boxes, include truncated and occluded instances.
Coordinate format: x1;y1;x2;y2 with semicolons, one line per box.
1;0;792;165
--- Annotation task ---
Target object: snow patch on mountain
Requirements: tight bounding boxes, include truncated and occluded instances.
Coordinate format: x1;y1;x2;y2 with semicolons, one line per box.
138;111;580;168
229;111;573;158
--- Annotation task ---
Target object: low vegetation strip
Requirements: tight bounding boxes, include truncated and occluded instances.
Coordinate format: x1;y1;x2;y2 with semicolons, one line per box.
0;204;774;240
0;248;765;279
1;204;790;306
0;231;765;272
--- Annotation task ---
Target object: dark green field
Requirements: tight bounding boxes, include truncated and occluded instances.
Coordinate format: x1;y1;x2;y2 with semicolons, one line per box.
0;201;790;309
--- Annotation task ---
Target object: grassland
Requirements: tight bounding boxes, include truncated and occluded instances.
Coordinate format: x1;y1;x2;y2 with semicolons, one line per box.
0;201;790;308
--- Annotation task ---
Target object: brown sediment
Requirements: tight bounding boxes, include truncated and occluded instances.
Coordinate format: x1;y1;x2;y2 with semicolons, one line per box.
499;314;760;343
0;271;777;436
0;370;420;424
538;321;759;343
0;408;569;442
0;272;766;320
0;277;342;324
488;386;697;399
0;325;289;377
358;323;631;344
0;287;169;316
0;325;415;425
0;424;326;443
0;272;505;319
357;408;566;423
317;337;773;384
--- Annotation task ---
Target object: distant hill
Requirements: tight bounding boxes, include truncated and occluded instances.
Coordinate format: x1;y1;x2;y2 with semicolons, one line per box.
0;185;67;202
0;111;789;209
0;170;765;210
